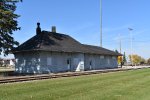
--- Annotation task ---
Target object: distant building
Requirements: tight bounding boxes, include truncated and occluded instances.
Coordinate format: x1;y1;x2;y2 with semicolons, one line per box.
0;58;15;67
12;23;121;74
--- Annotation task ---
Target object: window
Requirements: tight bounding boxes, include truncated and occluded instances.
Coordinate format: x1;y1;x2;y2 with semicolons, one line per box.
32;58;36;65
47;57;52;66
112;56;116;60
73;58;78;66
100;56;104;59
107;58;110;65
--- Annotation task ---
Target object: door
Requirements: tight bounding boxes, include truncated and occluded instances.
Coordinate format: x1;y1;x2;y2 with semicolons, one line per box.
67;58;71;71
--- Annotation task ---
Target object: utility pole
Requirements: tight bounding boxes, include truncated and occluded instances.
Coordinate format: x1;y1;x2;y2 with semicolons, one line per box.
118;33;122;68
100;0;102;47
119;33;121;53
128;28;133;66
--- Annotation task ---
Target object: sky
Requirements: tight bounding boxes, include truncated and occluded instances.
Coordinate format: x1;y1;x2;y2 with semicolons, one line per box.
2;0;150;59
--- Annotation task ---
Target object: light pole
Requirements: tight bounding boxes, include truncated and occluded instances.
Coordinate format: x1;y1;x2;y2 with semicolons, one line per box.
119;33;122;53
128;28;133;66
100;0;102;47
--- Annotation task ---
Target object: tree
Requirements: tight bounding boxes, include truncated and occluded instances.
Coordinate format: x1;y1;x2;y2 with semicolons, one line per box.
115;49;119;53
147;58;150;65
123;52;127;64
118;56;122;65
0;58;4;67
115;49;123;66
0;0;22;55
129;54;145;66
140;58;146;65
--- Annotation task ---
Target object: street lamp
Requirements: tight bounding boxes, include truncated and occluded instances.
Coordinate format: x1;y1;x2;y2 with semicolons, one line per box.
128;28;133;66
118;33;122;53
100;0;102;47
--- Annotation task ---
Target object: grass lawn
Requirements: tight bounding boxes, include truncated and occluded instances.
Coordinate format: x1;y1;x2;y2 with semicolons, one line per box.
0;68;150;100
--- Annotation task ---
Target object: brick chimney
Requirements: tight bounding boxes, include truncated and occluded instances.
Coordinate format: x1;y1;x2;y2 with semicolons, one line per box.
36;22;41;35
52;26;56;33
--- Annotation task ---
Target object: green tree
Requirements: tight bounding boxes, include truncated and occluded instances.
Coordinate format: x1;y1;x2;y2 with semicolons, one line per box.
0;58;3;67
140;58;145;64
147;58;150;65
123;52;127;64
129;54;145;66
0;0;22;55
115;49;119;53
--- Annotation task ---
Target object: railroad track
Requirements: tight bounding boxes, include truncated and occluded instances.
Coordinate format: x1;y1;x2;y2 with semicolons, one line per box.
0;67;149;84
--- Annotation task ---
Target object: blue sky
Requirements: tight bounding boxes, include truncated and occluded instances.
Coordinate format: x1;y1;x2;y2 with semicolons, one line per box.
3;0;150;59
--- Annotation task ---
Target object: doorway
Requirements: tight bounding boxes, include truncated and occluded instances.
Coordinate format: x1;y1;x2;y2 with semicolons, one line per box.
67;58;71;71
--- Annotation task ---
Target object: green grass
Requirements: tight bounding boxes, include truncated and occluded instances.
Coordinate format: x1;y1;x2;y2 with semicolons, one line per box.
0;69;150;100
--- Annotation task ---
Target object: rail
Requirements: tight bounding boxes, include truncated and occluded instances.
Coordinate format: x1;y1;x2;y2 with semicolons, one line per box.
0;67;149;84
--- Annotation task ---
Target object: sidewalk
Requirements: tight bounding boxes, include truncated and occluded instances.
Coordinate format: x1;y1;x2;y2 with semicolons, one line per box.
121;65;150;69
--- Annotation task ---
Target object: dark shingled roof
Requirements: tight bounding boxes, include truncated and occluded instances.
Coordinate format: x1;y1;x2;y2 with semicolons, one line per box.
13;31;121;56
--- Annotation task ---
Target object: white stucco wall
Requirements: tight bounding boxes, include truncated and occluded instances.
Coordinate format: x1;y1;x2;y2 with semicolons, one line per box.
39;52;84;73
14;51;118;74
84;54;118;70
14;52;40;74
